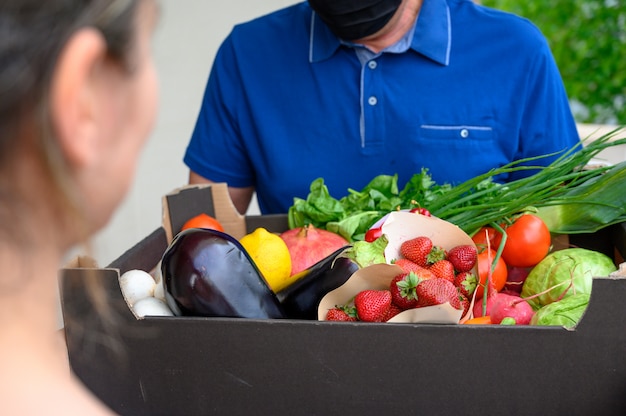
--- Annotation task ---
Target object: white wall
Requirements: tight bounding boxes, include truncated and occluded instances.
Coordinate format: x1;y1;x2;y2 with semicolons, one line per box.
90;1;299;266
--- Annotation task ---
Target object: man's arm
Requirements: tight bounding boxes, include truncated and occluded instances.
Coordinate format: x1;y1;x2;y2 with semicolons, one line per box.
188;171;254;215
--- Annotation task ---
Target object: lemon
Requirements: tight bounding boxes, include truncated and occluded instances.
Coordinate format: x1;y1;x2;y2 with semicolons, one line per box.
239;227;293;292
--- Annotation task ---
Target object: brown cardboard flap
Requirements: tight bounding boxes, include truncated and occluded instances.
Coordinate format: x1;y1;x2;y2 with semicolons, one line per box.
162;183;247;242
63;255;99;269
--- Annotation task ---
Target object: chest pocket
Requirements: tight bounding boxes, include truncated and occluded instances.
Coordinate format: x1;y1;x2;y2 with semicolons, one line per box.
419;124;494;142
411;124;502;184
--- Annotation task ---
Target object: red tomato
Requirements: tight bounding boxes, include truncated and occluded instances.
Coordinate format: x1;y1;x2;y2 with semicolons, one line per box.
494;214;551;268
475;249;508;299
180;213;225;233
471;226;498;251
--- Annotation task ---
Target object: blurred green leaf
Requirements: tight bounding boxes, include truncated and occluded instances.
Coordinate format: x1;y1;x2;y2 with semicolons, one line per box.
481;1;626;124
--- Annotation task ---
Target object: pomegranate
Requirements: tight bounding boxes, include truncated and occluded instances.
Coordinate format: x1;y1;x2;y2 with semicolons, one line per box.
280;224;349;275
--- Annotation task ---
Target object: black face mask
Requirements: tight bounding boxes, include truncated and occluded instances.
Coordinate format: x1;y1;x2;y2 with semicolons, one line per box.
309;0;403;41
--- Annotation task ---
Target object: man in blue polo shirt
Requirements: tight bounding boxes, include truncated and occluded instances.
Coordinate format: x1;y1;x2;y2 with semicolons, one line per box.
184;0;580;215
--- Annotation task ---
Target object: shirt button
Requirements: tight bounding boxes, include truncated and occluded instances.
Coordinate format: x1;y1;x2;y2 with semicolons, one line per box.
368;96;378;106
368;60;377;70
460;128;469;138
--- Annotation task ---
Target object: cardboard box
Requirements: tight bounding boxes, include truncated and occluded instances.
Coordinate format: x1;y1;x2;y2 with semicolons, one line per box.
60;185;626;416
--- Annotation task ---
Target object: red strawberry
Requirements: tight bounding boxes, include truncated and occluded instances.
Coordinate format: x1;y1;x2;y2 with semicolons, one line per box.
354;289;392;322
393;258;423;274
447;244;478;273
414;267;438;281
325;306;357;322
415;278;462;310
400;236;433;266
458;293;471;318
389;272;420;310
383;304;403;321
454;271;478;298
429;259;456;283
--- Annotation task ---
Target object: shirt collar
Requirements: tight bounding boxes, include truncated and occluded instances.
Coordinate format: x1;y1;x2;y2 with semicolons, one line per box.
309;0;451;66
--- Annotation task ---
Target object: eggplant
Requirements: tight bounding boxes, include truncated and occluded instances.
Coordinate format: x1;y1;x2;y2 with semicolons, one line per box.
276;246;359;320
161;228;285;319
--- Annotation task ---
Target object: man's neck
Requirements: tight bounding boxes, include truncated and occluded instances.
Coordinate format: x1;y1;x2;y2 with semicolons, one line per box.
355;0;423;53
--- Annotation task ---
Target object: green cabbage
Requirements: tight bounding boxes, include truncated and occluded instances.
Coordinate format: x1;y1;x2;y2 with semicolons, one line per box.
530;293;591;328
521;248;616;310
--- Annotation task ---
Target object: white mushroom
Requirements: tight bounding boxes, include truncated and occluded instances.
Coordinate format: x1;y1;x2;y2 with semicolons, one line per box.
119;269;156;306
132;297;174;317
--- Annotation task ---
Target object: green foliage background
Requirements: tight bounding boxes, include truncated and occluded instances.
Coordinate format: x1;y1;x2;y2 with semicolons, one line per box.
480;0;625;124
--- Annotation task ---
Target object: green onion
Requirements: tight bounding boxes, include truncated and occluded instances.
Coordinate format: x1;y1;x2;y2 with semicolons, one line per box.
428;128;626;235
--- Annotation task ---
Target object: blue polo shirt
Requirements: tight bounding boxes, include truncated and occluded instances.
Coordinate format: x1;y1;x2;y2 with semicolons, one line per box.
184;0;580;214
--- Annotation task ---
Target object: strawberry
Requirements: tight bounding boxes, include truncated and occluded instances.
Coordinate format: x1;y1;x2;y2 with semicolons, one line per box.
414;266;438;281
325;306;357;322
447;244;478;273
454;271;478;298
354;289;392;322
389;272;420;310
429;259;456;283
415;278;462;310
458;293;471;318
393;258;423;274
400;236;433;266
383;304;403;321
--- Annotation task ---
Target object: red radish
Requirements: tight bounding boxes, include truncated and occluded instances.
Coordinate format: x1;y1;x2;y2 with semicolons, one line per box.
472;294;497;318
280;224;349;275
489;293;535;325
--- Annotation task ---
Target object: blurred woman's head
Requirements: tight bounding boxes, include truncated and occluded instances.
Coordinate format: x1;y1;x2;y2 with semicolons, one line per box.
0;0;158;252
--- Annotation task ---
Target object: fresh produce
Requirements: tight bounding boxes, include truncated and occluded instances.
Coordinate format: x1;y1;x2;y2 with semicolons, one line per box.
471;226;497;250
180;213;224;233
463;316;493;325
472;292;497;318
504;267;531;294
531;293;591;328
454;271;478;299
288;132;626;241
494;213;551;268
489;293;535;325
132;297;174;318
389;272;421;310
475;249;508;299
338;234;389;268
275;247;358;320
415;278;462;309
447;245;478;272
325;306;357;322
239;227;293;292
119;269;156;306
161;228;285;319
279;224;349;275
325;249;470;323
400;236;435;266
429;259;456;282
393;258;424;274
521;248;617;310
364;226;383;242
354;289;393;322
119;269;173;318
